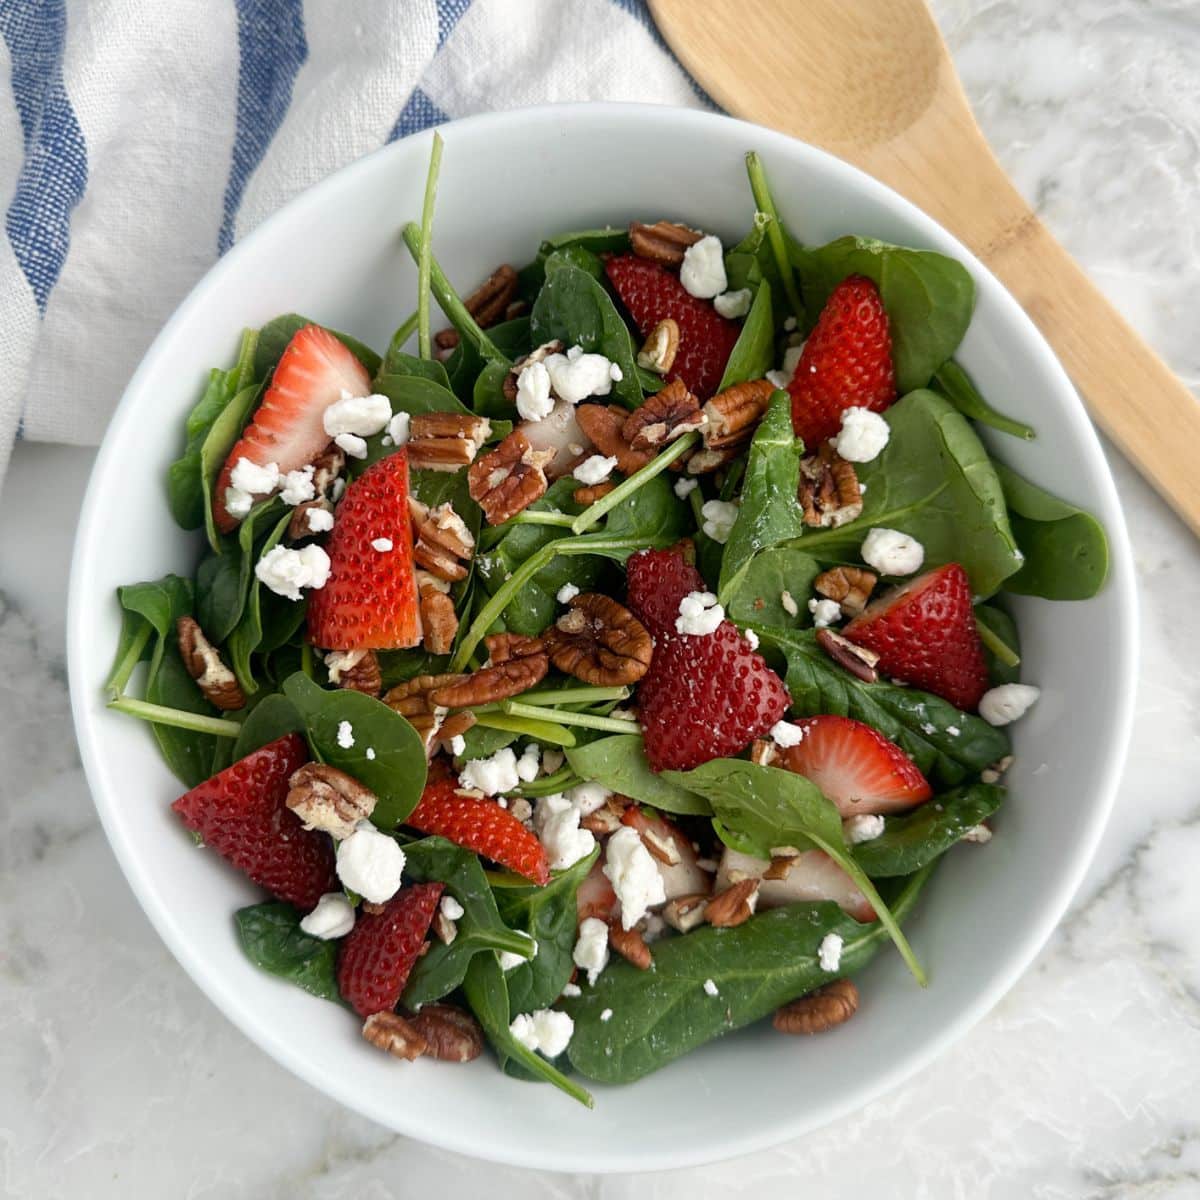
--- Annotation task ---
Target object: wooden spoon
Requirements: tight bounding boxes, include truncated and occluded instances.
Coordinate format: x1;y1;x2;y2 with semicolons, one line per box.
651;0;1200;534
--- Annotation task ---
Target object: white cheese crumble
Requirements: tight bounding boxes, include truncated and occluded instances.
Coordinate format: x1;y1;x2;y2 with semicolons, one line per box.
713;287;752;319
978;683;1041;726
780;589;799;617
834;407;891;464
279;465;316;506
336;720;355;749
845;813;886;844
861;527;925;576
818;932;844;972
386;410;410;446
961;824;993;844
679;234;727;299
534;793;596;870
364;748;376;761
572;916;610;985
544;345;617;404
556;582;580;604
700;498;738;544
370;537;393;553
673;476;698;499
600;1008;613;1023
808;597;842;628
459;747;521;795
224;486;254;519
322;391;391;438
516;743;541;783
675;590;725;637
565;781;610;816
515;360;554;422
561;982;582;998
230;457;280;496
299;892;356;940
498;933;537;972
744;628;759;651
604;826;666;930
440;895;465;921
254;544;331;601
781;344;805;378
703;978;720;997
573;454;619;485
769;720;804;748
765;369;792;390
448;734;466;757
334;432;368;460
509;1009;573;1058
335;822;405;904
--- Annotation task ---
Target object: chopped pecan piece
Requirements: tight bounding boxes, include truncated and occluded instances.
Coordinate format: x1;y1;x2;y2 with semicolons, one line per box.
502;339;565;403
409;1003;486;1062
484;632;545;663
406;412;492;472
816;628;880;683
432;910;458;944
685;444;742;475
703;379;776;450
636;318;680;376
287;499;334;541
176;616;245;711
287;763;377;839
773;979;859;1036
749;738;778;767
629;219;703;266
409;497;475;582
573;481;616;505
428;654;549;708
419;585;459;655
362;1011;428;1060
468;430;555;525
621;379;706;451
581;794;631;835
814;565;877;616
324;649;382;697
433;265;520;351
662;894;709;933
608;921;652;970
799;444;863;528
384;673;469;753
704;878;759;927
542;594;653;687
574;404;654;476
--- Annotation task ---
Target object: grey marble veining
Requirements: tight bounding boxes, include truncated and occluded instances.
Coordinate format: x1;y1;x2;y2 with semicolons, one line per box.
3;2;1200;1195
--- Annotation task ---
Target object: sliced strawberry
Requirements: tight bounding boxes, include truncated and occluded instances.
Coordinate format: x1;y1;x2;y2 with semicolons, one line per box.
625;545;708;638
620;807;711;900
336;882;444;1017
171;733;336;910
789;275;896;448
639;622;790;772
213;325;370;533
774;715;932;816
407;779;550;885
843;562;988;710
718;846;875;922
306;450;421;651
605;254;741;397
576;857;618;923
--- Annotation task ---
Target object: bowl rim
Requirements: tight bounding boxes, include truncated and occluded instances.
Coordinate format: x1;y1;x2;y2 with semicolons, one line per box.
67;101;1138;1172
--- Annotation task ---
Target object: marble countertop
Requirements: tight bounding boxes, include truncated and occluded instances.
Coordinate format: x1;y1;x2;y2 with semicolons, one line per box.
3;2;1200;1195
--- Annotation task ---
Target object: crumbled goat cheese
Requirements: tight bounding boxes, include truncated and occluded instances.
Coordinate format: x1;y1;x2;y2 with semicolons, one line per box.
449;734;466;757
439;895;465;921
300;893;356;940
978;684;1041;726
498;933;537;973
459;747;521;795
254;544;331;601
324;649;364;683
780;589;799;617
334;432;368;460
322;391;391;438
766;369;792;390
516;743;541;783
808;597;842;628
572;916;610;985
599;1008;614;1023
279;465;316;506
961;824;993;844
336;720;355;748
744;628;759;651
610;363;623;381
544;345;616;404
556;582;580;604
834;407;891;463
713;287;752;319
365;748;376;761
604;826;666;930
574;454;619;485
861;527;925;576
369;537;392;553
224;487;254;519
230;457;281;496
565;781;610;816
336;822;406;904
675;590;725;636
534;793;596;870
770;720;804;748
845;814;886;844
306;506;334;533
515;360;554;422
331;478;346;502
703;978;720;997
680;234;727;298
674;476;698;499
561;982;582;998
509;1009;574;1058
386;410;410;446
781;344;805;377
818;932;844;972
701;498;738;544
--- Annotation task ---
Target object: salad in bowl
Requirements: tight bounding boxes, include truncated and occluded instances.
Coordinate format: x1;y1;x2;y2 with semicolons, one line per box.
102;140;1108;1108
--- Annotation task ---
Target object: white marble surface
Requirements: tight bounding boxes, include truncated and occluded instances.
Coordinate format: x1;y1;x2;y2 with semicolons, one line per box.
4;2;1200;1195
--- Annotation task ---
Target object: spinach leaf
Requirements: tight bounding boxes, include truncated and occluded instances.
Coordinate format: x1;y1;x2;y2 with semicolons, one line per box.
494;848;599;1015
852;784;1004;877
253;313;381;380
726;546;821;630
718;389;807;603
975;603;1021;685
593;472;688;560
519;228;630;297
146;645;219;787
282;673;428;828
790;237;973;393
565;735;711;816
793;390;1023;598
455;721;523;762
724;212;776;294
115;575;194;682
379;345;452;389
933;359;1035;441
994;462;1109;600
530;260;641;408
376;648;452;690
257;588;308;655
472;358;516;420
227;508;293;694
400;836;534;1008
462;952;593;1107
718;279;775;392
233;692;305;759
200;379;262;554
757;626;1010;786
564;865;932;1083
235;901;341;1002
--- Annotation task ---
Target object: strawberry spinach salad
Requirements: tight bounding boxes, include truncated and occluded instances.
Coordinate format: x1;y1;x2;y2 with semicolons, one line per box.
106;141;1108;1105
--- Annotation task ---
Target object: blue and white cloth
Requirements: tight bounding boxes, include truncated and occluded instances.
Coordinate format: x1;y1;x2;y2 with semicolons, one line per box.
0;0;711;483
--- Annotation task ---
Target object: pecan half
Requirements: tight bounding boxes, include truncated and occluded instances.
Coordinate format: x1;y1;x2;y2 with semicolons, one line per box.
799;444;863;528
384;673;470;752
484;632;546;664
573;481;615;505
362;1011;428;1060
773;979;859;1036
434;265;520;350
409;497;475;582
814;565;877;616
574;404;654;476
629;220;703;266
419;585;459;655
324;649;382;697
502;339;564;403
608;922;652;970
622;379;706;451
409;1003;486;1062
176;616;245;711
663;893;710;933
428;655;549;708
287;763;377;839
705;878;759;927
636;318;681;376
816;628;880;683
407;413;492;472
542;594;652;687
468;430;555;525
703;379;776;450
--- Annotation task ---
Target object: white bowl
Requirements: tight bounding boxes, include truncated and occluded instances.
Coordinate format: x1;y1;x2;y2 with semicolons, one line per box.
67;104;1137;1172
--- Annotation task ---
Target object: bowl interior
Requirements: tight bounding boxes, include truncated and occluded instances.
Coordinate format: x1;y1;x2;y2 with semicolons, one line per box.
68;105;1136;1172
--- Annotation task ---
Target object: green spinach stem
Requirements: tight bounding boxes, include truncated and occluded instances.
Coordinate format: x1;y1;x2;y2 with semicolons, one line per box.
744;151;805;322
108;696;242;738
471;711;577;748
105;622;153;698
511;685;630;707
570;433;698;536
975;616;1021;668
517;767;582;797
416;132;444;360
389;309;419;353
502;702;640;735
504;510;577;529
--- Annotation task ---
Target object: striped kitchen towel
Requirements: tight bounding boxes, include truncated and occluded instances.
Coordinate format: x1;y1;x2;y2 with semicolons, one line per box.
0;0;710;484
